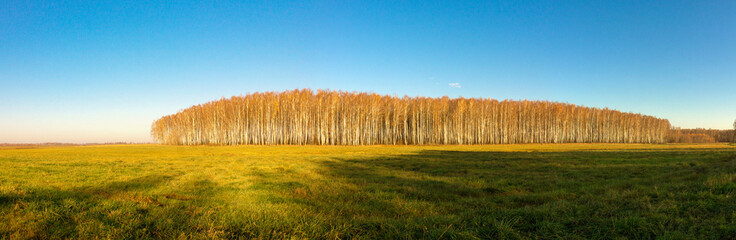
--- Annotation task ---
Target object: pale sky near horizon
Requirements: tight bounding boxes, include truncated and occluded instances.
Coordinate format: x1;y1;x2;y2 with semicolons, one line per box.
1;1;735;143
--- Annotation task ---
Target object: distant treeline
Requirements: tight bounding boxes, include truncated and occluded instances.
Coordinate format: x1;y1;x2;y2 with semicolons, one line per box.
0;143;81;147
667;128;736;143
0;142;140;147
151;89;671;145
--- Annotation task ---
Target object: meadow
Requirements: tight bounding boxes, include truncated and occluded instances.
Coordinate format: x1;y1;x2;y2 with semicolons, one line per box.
1;143;735;239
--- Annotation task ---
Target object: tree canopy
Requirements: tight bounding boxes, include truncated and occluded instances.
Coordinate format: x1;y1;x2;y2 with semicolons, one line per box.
152;89;671;145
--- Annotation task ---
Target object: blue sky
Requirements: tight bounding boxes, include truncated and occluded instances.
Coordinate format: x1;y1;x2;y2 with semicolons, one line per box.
1;0;735;143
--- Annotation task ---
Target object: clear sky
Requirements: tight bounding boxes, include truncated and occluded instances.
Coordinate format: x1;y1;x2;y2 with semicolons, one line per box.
1;1;735;143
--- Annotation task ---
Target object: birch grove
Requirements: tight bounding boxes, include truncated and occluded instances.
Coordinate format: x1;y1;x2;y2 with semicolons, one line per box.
151;89;671;145
667;128;736;143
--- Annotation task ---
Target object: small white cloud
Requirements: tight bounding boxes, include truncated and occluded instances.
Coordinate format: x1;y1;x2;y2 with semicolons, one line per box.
448;82;461;88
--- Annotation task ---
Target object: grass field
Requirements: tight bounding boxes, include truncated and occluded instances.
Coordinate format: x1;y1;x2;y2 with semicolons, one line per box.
1;143;735;239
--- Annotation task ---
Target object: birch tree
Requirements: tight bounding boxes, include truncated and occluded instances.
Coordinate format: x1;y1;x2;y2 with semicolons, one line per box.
151;89;671;145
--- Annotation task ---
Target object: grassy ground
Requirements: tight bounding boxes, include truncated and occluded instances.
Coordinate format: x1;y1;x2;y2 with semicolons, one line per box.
1;143;735;239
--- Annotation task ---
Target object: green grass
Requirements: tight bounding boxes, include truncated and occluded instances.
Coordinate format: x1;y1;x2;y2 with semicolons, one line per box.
1;144;735;239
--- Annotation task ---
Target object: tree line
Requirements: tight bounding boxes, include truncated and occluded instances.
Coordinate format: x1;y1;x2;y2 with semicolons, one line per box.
151;89;671;145
667;128;736;143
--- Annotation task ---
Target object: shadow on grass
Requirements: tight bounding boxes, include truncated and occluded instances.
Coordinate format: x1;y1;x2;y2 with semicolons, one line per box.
1;149;734;239
313;149;736;239
0;174;222;239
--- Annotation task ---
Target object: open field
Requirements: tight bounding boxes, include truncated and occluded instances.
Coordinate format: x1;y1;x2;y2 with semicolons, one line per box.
1;144;735;239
